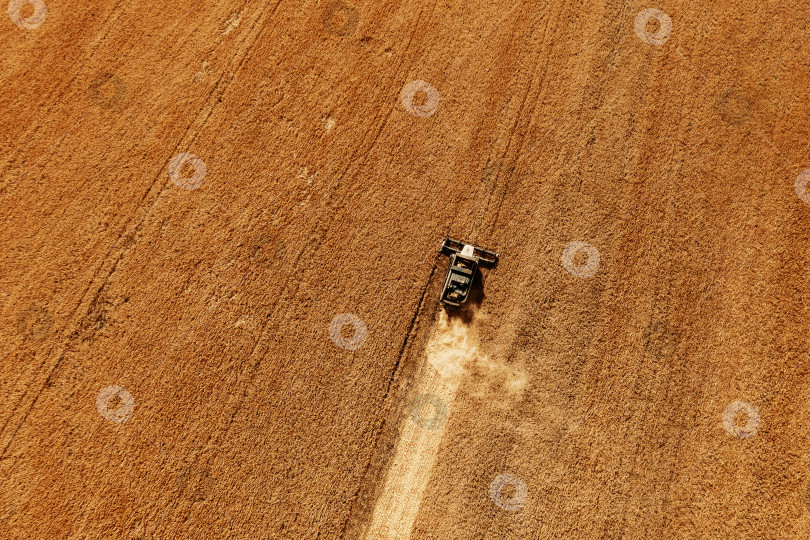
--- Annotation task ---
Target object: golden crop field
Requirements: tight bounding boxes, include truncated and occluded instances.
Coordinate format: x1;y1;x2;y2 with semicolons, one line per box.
1;1;809;538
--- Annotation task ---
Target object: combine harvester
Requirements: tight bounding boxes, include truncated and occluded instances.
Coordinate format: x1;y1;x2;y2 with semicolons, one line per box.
438;238;498;306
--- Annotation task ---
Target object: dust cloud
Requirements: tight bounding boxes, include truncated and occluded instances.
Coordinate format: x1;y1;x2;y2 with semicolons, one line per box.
426;309;480;382
365;307;528;539
427;309;528;399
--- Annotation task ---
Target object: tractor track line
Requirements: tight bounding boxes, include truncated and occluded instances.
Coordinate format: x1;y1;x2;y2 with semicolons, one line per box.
382;259;439;402
339;255;440;538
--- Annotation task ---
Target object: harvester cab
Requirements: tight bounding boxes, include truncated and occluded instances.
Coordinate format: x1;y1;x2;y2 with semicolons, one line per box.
439;238;498;307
